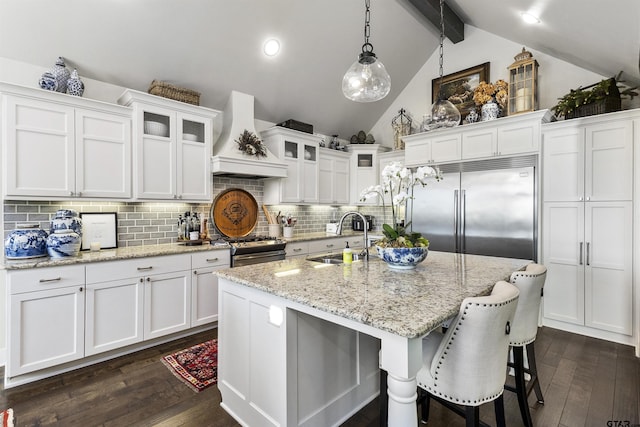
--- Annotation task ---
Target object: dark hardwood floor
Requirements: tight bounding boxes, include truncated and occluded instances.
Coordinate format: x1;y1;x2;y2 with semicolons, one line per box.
1;327;638;427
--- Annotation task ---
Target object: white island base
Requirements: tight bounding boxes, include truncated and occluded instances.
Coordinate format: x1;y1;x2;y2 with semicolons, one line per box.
218;278;381;427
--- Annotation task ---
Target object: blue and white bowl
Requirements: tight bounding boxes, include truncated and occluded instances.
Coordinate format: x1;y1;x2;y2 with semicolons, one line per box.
46;229;81;258
4;224;49;259
375;245;429;270
50;209;82;236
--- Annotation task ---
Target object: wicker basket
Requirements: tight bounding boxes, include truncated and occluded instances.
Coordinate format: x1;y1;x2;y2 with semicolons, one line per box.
148;80;200;105
566;78;621;119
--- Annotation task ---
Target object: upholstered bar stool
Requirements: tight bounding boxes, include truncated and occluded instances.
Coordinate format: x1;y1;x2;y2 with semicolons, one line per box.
504;263;547;427
416;281;520;427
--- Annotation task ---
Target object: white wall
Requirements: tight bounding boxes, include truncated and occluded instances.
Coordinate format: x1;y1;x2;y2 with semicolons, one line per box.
368;25;613;148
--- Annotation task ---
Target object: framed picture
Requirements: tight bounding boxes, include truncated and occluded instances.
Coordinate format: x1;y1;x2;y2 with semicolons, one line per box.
80;212;117;250
432;62;490;123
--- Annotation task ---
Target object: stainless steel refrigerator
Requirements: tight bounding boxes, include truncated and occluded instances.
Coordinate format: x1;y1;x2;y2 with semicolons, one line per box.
408;155;537;261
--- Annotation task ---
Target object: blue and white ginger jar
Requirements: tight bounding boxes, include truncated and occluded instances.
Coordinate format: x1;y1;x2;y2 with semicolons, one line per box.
38;57;70;93
50;209;82;236
4;224;49;259
66;69;84;97
47;229;81;258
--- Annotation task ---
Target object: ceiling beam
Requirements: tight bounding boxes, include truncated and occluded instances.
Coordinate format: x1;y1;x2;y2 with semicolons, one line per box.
408;0;464;43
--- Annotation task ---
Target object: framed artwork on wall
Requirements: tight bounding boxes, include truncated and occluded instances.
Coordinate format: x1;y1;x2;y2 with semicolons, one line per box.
432;62;490;123
80;212;117;250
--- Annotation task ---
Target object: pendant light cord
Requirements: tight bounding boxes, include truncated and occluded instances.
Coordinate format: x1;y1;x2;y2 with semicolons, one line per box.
362;0;372;53
437;0;445;99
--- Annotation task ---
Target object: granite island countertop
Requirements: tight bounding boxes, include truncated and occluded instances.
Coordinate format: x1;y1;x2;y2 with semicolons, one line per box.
1;242;231;270
216;251;530;339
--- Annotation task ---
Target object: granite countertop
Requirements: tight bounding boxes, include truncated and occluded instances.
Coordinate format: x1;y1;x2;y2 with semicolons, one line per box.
216;251;530;339
1;242;231;270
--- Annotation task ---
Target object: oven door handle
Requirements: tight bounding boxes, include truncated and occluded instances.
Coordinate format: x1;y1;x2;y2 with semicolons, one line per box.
234;250;286;262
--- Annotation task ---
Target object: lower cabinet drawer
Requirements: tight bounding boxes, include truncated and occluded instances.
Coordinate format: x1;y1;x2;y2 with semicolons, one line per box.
86;254;191;284
7;265;85;294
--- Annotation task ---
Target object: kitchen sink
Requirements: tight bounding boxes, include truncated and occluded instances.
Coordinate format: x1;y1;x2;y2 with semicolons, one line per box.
306;252;362;264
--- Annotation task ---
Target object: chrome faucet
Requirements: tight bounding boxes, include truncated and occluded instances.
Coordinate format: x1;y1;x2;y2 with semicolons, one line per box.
336;211;369;260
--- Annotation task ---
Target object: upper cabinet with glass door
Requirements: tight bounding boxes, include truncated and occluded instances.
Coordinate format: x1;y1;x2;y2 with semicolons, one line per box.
118;89;219;202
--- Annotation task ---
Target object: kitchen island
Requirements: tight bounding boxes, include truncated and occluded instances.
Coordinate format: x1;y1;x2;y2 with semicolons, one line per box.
216;251;530;427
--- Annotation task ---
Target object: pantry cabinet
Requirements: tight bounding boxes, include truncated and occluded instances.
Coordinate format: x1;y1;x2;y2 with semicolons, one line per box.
1;83;132;199
262;127;322;204
403;133;461;167
541;110;637;339
118;89;217;202
318;149;350;205
6;265;86;378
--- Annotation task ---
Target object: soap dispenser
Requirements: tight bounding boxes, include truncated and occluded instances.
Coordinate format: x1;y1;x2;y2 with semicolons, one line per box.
343;242;353;265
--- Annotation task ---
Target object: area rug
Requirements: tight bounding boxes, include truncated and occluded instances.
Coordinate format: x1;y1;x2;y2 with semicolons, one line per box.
1;408;13;427
161;339;218;392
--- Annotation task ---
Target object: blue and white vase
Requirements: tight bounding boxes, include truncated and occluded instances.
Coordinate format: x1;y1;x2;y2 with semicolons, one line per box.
50;209;82;237
46;229;81;258
4;224;49;259
66;69;84;97
481;99;500;121
38;57;70;93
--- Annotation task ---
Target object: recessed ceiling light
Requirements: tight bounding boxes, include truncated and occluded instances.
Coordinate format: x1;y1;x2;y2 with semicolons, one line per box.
263;38;280;56
521;12;540;24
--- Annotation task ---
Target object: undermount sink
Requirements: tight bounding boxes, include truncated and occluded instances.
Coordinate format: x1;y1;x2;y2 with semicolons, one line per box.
306;252;362;265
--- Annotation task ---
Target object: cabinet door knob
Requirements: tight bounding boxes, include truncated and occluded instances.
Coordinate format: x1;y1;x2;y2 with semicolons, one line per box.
586;196;590;201
79;287;83;292
146;277;151;282
140;278;144;283
69;191;74;196
77;191;82;197
193;270;198;275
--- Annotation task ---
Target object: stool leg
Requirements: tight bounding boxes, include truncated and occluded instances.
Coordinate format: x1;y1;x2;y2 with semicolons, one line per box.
513;346;534;427
379;369;388;427
526;342;544;404
494;394;506;427
464;405;480;427
419;390;431;424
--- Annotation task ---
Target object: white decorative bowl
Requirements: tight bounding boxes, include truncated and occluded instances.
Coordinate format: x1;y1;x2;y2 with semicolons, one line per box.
183;133;198;141
144;120;169;137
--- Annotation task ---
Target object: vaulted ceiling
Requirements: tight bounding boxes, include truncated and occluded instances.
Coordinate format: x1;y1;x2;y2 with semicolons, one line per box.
1;0;638;139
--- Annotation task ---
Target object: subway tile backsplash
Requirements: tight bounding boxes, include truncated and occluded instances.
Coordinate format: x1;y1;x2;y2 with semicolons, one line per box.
3;177;387;247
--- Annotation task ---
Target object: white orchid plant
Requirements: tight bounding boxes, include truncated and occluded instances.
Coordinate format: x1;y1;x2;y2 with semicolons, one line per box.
360;161;442;248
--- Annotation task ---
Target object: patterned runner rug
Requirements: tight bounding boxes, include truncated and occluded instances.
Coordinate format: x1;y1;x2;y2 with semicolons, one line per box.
161;339;218;392
1;408;13;427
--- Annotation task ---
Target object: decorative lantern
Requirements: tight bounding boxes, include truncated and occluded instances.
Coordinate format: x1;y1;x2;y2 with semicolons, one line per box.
507;47;539;115
391;108;412;150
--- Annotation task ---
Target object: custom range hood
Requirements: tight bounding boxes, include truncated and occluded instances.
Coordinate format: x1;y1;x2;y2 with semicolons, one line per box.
211;91;287;178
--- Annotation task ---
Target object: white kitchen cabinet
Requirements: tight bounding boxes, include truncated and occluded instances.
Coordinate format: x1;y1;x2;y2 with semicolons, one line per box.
144;269;192;340
6;265;85;378
285;240;309;259
404;109;552;166
262;127;322;204
349;144;389;205
118;89;217;202
191;250;230;327
318;149;350;205
541;110;637;340
1;83;132;199
542;201;632;335
403;133;461;167
84;274;144;357
542;118;632;202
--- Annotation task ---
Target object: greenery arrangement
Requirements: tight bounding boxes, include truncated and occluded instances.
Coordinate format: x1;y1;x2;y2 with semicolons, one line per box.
360;162;442;248
235;130;267;157
552;73;638;119
473;79;509;109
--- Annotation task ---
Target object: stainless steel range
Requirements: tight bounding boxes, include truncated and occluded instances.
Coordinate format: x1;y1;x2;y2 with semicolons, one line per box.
227;236;287;267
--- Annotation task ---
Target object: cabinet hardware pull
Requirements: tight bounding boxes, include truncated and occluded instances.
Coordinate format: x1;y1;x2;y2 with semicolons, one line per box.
206;258;219;262
579;242;583;265
39;277;62;283
293;248;302;252
79;287;83;292
140;278;144;283
146;277;151;282
326;244;334;248
586;242;590;266
193;270;198;275
137;266;153;271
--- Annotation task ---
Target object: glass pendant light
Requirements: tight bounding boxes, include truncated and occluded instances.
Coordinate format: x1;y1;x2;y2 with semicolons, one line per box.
429;0;460;129
342;0;391;102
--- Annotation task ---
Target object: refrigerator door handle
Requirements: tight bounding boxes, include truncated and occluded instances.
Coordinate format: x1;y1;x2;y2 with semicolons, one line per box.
461;189;466;253
453;189;459;252
579;242;583;265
